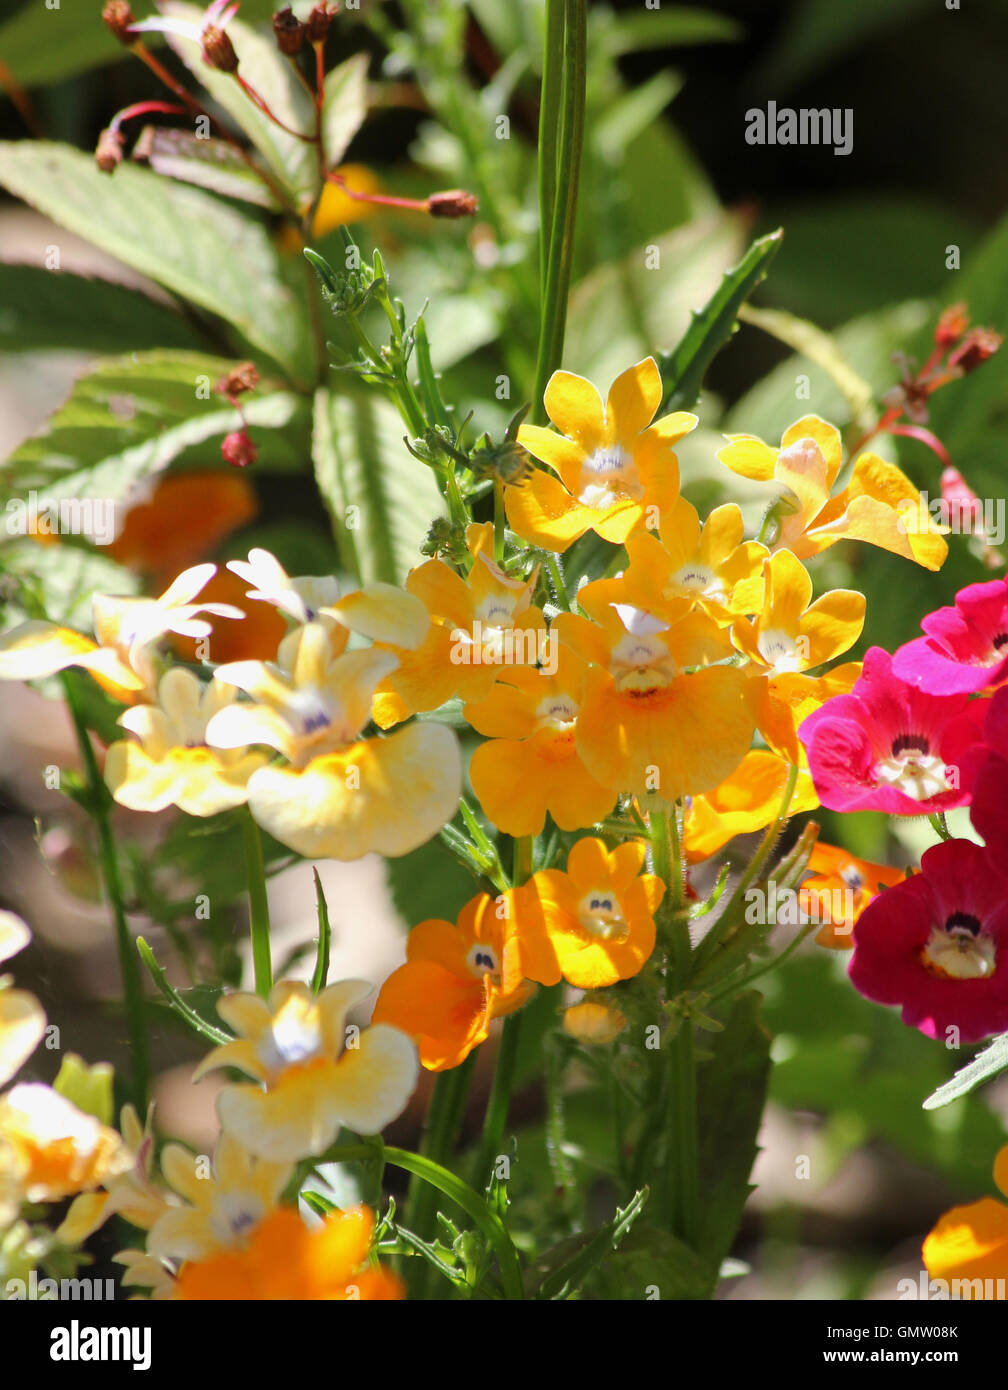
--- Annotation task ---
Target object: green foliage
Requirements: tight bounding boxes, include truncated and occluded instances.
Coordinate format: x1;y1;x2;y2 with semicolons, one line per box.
0;266;200;355
0;144;314;382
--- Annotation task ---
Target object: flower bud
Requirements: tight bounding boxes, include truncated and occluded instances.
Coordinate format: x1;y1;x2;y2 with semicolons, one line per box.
427;189;479;219
272;6;306;56
217;361;259;397
221;429;257;468
102;0;135;45
940;466;983;531
95;127;125;174
934;301;969;350
306;3;335;43
948;327;1003;375
202;23;239;73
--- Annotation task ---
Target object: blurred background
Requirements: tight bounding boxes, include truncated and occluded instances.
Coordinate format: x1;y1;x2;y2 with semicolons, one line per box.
1;0;1006;1298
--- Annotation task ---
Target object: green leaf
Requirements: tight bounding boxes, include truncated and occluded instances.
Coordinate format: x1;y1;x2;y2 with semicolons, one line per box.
564;214;746;385
695;992;771;1271
136;937;232;1046
737;302;875;430
0;3;152;89
532;1187;650;1299
0;266;201;355
658;229;783;414
923;1035;1008;1112
321;53;370;168
0;142;313;383
159;1;318;211
599;5;743;56
52;1054;115;1126
312;385;446;585
586;1225;716;1301
594;71;683;165
133;127;281;209
385;835;476;927
4;350;304;507
310;867;331;994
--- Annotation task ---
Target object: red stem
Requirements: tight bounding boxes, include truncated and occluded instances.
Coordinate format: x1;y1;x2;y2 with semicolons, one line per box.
235;74;316;141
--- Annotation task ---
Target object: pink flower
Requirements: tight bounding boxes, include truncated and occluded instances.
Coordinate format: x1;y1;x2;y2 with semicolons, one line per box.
891;578;1008;695
797;646;985;815
849;839;1008;1042
966;688;1008;873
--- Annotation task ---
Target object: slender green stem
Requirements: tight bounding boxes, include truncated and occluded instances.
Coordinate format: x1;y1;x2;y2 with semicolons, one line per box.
241;809;273;999
62;677;149;1111
531;0;587;421
473;1011;523;1191
402;1053;476;1296
545;552;570;610
664;1021;700;1246
537;0;565;290
322;1139;524;1300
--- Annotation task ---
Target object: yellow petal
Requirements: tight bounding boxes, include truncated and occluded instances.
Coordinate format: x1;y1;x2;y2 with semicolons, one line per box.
543;370;606;450
605;357;662;444
0;988;46;1088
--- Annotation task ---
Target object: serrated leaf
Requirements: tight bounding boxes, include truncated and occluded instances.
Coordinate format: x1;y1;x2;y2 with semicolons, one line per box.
695;992;771;1271
658;229;783;414
158;1;318;211
312;385;445;585
321;53;370;168
0;142;313;383
586;1225;716;1301
923;1035;1008;1111
533;1187;650;1299
3;350;303;507
133;127;280;209
0;266;200;355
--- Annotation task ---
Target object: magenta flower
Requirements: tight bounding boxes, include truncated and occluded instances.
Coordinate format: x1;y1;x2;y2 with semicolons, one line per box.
966;687;1008;873
797;646;986;815
891;578;1008;695
849;839;1008;1042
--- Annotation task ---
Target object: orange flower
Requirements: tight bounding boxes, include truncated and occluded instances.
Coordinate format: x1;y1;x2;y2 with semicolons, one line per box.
506;358;696;552
516;837;663;989
171;567;286;663
717;415;947;570
372;892;534;1071
684;750;819;864
799;842;906;949
552;578;755;801
106;472;258;589
923;1146;1008;1296
464;645;618;835
372;522;546;728
174;1204;402;1300
563;1000;627;1045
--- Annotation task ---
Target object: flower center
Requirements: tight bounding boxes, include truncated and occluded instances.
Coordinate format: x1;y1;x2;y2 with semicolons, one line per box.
466;943;500;982
873;734;951;801
577;890;629;942
256;1001;323;1074
668;564;724;600
534;695;578;731
209;1190;267;1247
577;446;643;510
920;912;996;980
757;627;805;673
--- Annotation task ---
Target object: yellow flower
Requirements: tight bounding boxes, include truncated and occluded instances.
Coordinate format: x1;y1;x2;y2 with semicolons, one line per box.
312;166;383;232
172;1203;402;1300
371;522;547;728
506;358;696;552
716;415;947;570
146;1132;292;1264
553;580;755;800
105;670;269;817
799;843;906;950
683;750;819;864
57;1104;170;1246
622;497;768;624
195;980;418;1161
206;620;462;859
0;563;242;703
464;644;618;836
563;1001;627;1045
0;1083;131;1205
923;1146;1008;1295
516;837;663;989
373;891;534;1071
0;911;45;1102
731;549;864;763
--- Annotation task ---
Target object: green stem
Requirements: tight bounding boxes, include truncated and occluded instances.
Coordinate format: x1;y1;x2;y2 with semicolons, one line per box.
62;677;149;1111
325;1139;524;1300
241;809;273;999
545;552;570;610
402;1053;476;1296
664;1021;699;1246
531;0;587;421
537;0;565;290
473;1011;523;1191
